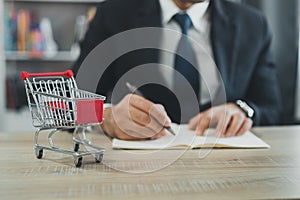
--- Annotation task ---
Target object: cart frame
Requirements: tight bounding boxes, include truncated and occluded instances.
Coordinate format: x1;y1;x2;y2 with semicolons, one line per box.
21;70;106;167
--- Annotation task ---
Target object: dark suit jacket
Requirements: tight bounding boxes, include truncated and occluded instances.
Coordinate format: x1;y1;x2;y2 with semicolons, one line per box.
72;0;281;125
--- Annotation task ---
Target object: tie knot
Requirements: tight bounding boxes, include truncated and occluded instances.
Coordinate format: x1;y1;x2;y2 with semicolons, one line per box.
173;13;192;35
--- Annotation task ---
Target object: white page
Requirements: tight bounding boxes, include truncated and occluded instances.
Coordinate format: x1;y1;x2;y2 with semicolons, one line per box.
112;124;270;149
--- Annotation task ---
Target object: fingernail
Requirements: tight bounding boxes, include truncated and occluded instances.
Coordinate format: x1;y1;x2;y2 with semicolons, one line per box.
196;130;202;136
214;131;221;137
166;116;171;123
162;129;168;136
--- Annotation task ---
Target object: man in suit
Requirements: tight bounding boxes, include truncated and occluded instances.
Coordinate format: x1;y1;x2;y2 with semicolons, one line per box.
73;0;281;140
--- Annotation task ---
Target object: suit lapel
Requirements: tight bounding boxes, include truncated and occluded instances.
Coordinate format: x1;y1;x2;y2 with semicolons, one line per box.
130;0;180;114
132;0;162;64
211;0;238;88
135;0;162;28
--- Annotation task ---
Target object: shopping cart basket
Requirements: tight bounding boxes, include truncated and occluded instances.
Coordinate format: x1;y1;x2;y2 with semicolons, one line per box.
20;70;106;167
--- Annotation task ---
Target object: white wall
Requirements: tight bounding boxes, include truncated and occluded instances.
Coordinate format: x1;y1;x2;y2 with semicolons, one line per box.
296;29;300;121
296;2;300;121
296;68;300;121
0;0;6;131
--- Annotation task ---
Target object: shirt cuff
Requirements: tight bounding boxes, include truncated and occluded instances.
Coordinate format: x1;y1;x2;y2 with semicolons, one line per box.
103;103;112;110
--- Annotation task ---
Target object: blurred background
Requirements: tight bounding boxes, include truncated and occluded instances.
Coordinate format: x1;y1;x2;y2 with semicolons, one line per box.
0;0;299;133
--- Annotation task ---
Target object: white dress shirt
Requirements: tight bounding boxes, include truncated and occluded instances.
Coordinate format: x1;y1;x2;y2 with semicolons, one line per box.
158;0;220;105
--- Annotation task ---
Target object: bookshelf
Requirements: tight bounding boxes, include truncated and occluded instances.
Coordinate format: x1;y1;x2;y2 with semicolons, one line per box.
4;0;102;3
5;51;77;62
1;0;102;132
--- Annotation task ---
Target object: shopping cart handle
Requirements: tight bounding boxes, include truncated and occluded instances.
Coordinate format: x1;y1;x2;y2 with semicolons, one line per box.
20;70;74;80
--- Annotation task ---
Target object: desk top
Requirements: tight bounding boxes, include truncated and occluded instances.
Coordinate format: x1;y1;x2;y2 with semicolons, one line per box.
0;126;300;199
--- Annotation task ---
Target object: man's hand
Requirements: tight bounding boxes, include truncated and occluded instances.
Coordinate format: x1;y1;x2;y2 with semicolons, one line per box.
101;94;171;140
188;103;253;137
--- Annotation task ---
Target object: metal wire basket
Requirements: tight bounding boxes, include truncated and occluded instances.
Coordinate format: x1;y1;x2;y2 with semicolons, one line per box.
21;70;106;167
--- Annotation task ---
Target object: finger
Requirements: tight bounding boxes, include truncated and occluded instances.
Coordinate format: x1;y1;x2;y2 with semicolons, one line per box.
224;113;245;137
116;122;159;140
114;127;138;141
158;104;172;124
115;95;170;140
126;125;168;140
214;112;231;137
237;118;253;136
128;94;154;113
112;110;158;140
149;104;171;127
128;95;170;127
129;105;167;134
196;116;211;136
129;104;151;125
150;129;168;140
188;114;201;130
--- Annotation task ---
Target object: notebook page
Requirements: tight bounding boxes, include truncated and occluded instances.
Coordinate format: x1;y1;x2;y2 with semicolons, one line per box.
192;129;270;148
112;124;270;149
112;124;196;149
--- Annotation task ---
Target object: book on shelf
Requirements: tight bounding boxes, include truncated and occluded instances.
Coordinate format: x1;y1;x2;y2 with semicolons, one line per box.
71;6;97;58
6;75;27;111
4;9;58;58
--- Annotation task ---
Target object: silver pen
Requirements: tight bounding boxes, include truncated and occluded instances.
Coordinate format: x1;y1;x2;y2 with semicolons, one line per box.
126;82;176;136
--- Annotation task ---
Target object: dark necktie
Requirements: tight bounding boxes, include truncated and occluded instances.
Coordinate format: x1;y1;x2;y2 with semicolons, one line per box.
173;13;200;100
172;13;201;123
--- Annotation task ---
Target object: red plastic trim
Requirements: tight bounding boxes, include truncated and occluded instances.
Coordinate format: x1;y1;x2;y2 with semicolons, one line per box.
20;70;74;80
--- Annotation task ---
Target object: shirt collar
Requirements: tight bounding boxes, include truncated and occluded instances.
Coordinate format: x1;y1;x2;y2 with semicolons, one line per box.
159;0;210;32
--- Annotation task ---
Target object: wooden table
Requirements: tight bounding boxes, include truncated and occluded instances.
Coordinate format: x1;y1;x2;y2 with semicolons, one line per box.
0;126;300;199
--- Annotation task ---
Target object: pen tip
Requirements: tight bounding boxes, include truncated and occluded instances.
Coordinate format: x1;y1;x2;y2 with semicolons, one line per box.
166;127;176;136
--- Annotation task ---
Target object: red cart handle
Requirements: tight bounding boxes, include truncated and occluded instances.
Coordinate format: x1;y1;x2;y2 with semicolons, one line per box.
20;70;74;80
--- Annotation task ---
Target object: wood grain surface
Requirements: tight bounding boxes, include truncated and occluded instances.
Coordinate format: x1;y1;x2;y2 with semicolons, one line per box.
0;126;300;199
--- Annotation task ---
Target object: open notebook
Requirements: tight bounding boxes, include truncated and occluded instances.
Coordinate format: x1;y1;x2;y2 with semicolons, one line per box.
112;124;270;149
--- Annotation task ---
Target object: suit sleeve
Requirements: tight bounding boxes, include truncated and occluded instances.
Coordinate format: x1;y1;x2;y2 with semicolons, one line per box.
72;3;108;76
72;2;117;99
245;15;282;126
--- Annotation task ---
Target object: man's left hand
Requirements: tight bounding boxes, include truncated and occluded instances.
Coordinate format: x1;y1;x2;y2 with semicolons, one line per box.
188;103;253;137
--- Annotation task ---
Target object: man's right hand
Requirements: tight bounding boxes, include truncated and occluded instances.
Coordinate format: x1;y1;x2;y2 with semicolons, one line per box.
101;94;171;140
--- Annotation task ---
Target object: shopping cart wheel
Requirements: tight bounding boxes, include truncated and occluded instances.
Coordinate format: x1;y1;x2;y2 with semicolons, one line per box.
75;157;82;168
35;148;43;159
74;143;80;152
95;153;103;163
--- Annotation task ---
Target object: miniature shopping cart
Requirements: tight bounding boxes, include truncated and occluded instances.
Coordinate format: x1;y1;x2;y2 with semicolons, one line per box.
20;70;106;167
